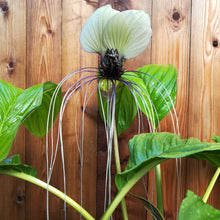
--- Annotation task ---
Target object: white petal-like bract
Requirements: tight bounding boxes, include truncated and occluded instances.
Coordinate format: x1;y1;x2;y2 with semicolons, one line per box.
80;5;118;56
80;5;152;59
103;9;152;59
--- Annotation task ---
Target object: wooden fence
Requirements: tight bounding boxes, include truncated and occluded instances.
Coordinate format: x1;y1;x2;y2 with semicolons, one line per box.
0;0;220;219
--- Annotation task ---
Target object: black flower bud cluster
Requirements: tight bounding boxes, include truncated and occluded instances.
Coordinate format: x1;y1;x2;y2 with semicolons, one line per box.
99;49;124;80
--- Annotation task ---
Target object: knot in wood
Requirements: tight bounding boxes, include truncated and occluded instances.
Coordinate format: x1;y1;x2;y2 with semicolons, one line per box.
170;9;184;31
47;28;54;35
213;40;218;48
172;12;180;21
16;192;24;204
0;1;9;14
2;4;8;11
7;60;15;74
8;61;14;68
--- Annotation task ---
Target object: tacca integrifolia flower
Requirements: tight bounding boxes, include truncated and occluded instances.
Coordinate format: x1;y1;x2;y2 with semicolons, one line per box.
80;4;152;80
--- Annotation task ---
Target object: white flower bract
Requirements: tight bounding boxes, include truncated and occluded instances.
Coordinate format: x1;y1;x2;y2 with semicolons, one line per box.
80;5;152;59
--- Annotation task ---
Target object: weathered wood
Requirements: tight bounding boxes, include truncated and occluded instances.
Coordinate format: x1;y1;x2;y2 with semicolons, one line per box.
151;0;191;219
0;0;26;219
187;0;220;210
25;0;62;219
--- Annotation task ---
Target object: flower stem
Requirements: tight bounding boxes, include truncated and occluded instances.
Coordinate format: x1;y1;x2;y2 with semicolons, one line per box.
155;164;164;215
202;167;220;203
0;169;94;220
101;158;166;220
113;119;128;220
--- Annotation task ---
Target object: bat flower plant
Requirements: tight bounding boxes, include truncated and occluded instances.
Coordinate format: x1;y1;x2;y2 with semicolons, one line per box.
46;4;179;219
79;4;177;215
1;4;220;220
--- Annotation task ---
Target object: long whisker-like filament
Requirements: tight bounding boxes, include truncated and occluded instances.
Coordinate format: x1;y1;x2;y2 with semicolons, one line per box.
124;70;181;215
46;67;98;219
45;63;181;220
125;71;179;134
119;78;158;133
97;79;117;212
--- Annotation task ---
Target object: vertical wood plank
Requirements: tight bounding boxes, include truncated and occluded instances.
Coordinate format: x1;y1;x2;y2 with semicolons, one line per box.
1;0;220;219
151;0;191;219
188;0;220;209
62;0;98;218
26;0;62;219
0;0;26;219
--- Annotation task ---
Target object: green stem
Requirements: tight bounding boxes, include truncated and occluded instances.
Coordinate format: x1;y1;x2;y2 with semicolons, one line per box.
0;169;94;220
101;158;166;220
155;164;164;215
113;119;128;220
202;167;220;203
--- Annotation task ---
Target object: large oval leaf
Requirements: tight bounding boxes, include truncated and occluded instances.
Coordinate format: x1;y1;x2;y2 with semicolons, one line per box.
115;132;220;190
178;190;220;220
123;65;177;129
0;80;62;162
22;82;62;138
0;80;43;161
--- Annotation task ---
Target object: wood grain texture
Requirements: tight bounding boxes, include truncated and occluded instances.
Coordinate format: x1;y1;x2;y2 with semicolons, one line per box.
151;0;191;219
0;0;26;219
187;0;220;210
25;0;62;219
62;1;98;218
0;0;220;219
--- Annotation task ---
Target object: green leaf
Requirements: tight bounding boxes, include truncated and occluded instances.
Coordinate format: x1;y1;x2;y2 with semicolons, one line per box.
115;132;220;191
98;81;137;136
0;80;43;161
0;155;37;177
212;134;220;143
130;193;164;220
22;82;62;138
0;80;61;162
98;65;177;135
178;190;220;220
122;72;155;127
124;65;177;128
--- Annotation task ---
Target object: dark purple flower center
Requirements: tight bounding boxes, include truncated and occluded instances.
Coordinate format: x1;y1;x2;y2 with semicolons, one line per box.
99;49;124;80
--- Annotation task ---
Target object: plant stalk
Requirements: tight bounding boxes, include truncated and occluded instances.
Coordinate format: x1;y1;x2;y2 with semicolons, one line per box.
155;164;164;215
101;158;167;220
0;169;94;220
202;167;220;203
113;119;128;220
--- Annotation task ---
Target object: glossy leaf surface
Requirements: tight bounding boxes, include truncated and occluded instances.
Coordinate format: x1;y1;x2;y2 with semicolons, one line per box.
0;80;43;161
115;132;220;190
22;82;62;138
98;65;177;135
178;190;220;220
0;80;61;161
124;65;177;129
